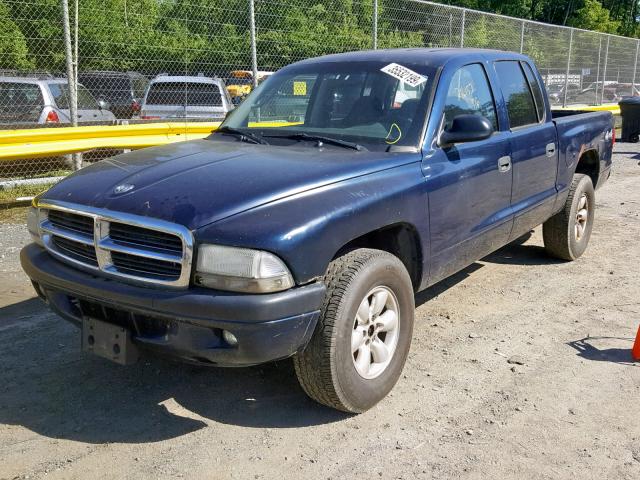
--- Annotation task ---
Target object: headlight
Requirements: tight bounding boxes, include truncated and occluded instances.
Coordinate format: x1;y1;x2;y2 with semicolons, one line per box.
26;207;44;247
194;244;294;293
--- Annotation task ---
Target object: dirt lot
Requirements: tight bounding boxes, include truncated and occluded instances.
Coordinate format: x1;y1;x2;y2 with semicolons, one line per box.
1;143;639;480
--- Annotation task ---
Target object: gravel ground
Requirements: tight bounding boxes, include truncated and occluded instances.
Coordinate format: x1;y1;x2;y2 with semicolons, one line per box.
0;143;639;480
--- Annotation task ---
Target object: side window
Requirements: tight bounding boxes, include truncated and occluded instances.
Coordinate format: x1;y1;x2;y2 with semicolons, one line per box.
444;64;497;131
48;83;69;109
521;62;545;122
494;61;538;128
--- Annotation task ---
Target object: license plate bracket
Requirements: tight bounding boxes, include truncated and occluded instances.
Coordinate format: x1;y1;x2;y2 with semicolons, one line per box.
82;317;139;365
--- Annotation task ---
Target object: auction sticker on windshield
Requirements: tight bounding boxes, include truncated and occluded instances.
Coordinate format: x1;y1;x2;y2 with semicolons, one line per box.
381;63;427;87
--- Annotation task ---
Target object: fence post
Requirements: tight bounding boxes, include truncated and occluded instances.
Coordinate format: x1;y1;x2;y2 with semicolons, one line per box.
460;9;465;47
594;36;602;91
562;28;574;108
632;39;640;96
601;35;610;105
249;0;258;88
372;0;378;50
520;20;525;54
60;0;79;170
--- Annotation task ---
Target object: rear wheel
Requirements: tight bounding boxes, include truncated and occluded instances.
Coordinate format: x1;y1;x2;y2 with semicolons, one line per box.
293;248;414;413
543;173;595;260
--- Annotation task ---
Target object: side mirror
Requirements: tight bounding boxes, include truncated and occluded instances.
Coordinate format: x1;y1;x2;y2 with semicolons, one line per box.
439;114;493;147
97;98;110;111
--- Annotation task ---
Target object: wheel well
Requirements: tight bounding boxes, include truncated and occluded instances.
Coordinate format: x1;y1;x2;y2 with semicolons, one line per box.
335;223;422;290
576;150;599;187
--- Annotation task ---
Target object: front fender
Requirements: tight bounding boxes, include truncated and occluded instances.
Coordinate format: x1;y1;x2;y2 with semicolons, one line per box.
196;162;430;285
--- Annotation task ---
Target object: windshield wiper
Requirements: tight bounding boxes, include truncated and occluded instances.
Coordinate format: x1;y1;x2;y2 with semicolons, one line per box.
262;132;363;151
216;126;269;145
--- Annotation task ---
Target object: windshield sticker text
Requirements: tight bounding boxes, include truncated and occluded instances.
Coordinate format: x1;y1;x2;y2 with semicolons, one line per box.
381;63;427;87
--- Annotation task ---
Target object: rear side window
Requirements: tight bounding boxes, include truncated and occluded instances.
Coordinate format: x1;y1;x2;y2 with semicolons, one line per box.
521;62;545;121
0;83;43;110
443;63;498;131
494;61;538;128
146;82;222;106
48;83;97;109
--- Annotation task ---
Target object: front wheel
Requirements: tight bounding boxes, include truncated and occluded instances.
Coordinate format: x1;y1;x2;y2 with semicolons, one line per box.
293;248;415;413
543;173;595;260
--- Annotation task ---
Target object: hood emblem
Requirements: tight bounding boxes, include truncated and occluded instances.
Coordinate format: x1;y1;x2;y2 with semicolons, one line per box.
114;183;135;194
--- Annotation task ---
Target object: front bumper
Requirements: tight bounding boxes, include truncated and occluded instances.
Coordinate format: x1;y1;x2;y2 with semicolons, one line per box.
21;243;324;366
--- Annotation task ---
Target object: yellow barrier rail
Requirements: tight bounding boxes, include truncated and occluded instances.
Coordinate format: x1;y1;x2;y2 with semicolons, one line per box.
0;105;620;163
554;103;620;115
0;122;220;162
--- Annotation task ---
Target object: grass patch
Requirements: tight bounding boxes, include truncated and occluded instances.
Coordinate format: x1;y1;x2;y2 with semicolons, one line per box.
0;183;55;202
0;206;28;223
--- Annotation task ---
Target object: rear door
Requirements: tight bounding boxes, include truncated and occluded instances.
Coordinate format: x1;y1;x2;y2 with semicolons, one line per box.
426;62;514;284
493;60;558;240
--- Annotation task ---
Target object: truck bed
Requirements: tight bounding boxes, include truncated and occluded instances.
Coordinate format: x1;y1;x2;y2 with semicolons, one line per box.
551;109;614;194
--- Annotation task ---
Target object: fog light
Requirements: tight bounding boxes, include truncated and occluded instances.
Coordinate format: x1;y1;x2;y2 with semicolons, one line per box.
223;330;238;346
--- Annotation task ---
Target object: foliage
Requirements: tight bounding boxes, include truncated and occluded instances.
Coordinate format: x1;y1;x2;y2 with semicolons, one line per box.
569;0;621;33
0;0;639;76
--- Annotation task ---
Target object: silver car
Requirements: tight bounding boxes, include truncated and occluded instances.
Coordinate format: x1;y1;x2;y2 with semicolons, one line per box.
0;76;117;125
140;75;233;120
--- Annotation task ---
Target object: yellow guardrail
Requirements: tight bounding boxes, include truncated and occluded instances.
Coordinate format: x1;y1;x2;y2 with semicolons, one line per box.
0;120;307;162
0;122;220;162
0;106;620;163
554;103;620;115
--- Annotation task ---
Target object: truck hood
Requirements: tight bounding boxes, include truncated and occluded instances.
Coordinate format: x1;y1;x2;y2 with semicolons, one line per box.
41;139;418;230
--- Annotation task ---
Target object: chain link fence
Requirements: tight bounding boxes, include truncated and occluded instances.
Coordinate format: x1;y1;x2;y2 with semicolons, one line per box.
0;0;638;185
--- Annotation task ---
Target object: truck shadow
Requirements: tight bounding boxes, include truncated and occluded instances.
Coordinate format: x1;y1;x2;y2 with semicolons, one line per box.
482;231;565;266
0;299;347;445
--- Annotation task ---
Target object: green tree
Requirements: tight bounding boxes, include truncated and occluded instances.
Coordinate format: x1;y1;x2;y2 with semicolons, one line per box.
569;0;620;34
0;0;34;70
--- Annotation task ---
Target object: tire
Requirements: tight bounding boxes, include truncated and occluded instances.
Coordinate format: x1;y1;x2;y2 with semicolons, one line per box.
543;173;595;261
293;248;415;413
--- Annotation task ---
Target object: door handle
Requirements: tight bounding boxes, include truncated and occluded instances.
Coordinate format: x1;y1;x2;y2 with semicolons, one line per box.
546;142;556;157
498;155;511;173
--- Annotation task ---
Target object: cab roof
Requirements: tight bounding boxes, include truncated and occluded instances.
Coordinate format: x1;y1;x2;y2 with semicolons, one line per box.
289;47;530;69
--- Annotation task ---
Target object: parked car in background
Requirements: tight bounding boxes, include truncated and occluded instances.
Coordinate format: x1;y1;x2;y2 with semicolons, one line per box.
78;71;148;119
226;70;274;102
568;84;619;105
0;76;116;125
545;83;580;105
140;75;233;120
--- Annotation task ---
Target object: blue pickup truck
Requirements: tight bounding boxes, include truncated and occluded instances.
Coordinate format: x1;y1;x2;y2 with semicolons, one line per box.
21;48;614;413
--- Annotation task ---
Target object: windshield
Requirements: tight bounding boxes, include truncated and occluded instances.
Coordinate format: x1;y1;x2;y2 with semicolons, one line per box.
220;61;436;150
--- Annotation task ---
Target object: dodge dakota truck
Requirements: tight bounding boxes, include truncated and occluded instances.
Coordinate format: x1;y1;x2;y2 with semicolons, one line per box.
21;48;614;413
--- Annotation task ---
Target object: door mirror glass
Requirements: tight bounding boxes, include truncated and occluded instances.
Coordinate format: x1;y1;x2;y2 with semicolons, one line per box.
440;114;493;146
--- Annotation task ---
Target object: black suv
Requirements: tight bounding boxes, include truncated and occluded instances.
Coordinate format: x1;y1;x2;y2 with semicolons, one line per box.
78;71;148;119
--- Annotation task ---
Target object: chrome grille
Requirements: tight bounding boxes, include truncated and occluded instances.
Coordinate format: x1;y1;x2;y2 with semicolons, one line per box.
109;222;183;254
48;210;94;236
37;200;193;288
111;251;182;279
51;236;99;266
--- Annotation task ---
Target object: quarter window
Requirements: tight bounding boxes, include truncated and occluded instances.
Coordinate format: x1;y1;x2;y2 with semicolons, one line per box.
521;62;545;122
494;61;538;128
444;64;498;131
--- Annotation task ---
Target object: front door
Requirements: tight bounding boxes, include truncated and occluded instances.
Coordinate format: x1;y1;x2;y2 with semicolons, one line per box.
426;63;514;285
